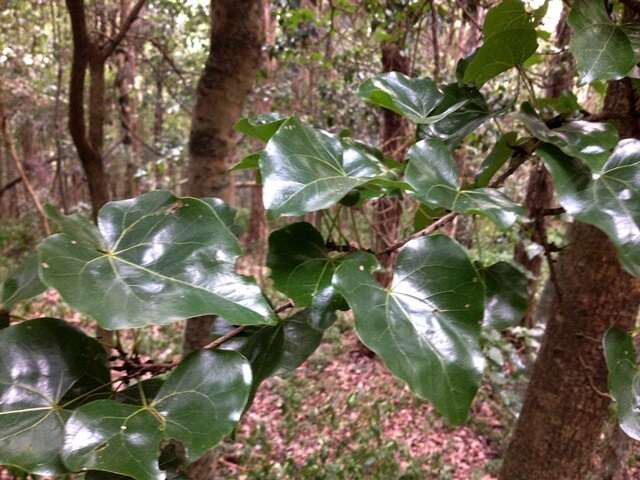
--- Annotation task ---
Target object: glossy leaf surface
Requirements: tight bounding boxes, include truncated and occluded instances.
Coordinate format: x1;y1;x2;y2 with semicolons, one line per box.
230;152;260;171
358;72;466;123
464;0;538;86
261;119;386;216
62;350;252;480
474;132;517;188
418;84;492;146
39;191;276;329
406;139;523;228
569;0;636;83
267;222;347;328
519;112;618;170
482;261;528;330
268;222;334;306
277;310;324;374
539;141;640;277
235;113;288;142
333;237;486;424
0;318;109;475
604;328;640;440
0;252;46;311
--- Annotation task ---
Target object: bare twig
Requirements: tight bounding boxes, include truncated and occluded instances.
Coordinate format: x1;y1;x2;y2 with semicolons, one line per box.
102;0;147;59
382;212;458;254
381;139;540;255
203;300;295;350
542;207;566;216
0;89;51;235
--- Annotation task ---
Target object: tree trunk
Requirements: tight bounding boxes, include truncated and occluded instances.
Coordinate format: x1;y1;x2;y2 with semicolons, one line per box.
499;18;640;476
499;223;640;480
245;0;275;270
514;7;572;326
114;0;142;197
183;0;265;353
372;42;410;286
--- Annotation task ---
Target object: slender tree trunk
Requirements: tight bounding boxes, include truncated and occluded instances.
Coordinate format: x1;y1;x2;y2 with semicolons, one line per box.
373;42;410;285
114;0;142;198
245;0;274;272
514;7;573;326
183;0;265;354
499;14;640;476
66;0;145;350
66;0;145;218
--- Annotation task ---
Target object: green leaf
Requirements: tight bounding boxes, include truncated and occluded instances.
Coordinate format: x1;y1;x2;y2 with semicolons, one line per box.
358;72;467;124
538;141;640;277
474;132;517;187
464;0;538;86
230;152;260;171
569;0;636;83
333;237;486;424
267;222;347;327
482;261;529;330
0;318;110;475
0;252;46;311
116;378;165;405
62;350;252;480
518;112;618;170
267;222;337;306
604;328;640;440
413;203;447;231
38;191;276;329
405;139;523;228
276;310;324;374
234;113;288;142
261;118;387;216
45;204;105;247
236;325;285;402
417;84;492;146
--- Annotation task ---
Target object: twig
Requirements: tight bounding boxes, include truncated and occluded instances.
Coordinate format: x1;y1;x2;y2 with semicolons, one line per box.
381;139;540;255
429;0;440;81
102;0;147;59
203;301;295;350
382;211;458;254
0;90;51;235
455;0;483;31
542;207;566;216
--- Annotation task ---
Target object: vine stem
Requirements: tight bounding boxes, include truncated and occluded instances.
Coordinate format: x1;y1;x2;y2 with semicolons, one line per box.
381;139;540;255
203;300;294;350
381;211;458;255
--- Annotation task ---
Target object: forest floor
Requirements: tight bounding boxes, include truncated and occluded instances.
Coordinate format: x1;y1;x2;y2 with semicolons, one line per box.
213;328;504;479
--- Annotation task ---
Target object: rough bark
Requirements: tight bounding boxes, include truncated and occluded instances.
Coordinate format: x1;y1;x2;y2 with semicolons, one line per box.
499;24;640;476
499;223;640;480
183;0;265;354
187;0;264;200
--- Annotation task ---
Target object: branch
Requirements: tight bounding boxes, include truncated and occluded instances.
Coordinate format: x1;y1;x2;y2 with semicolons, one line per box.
382;211;458;255
0;157;57;198
542;207;566;216
66;0;95;164
381;139;541;255
0;90;51;235
203;301;295;350
102;0;147;59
